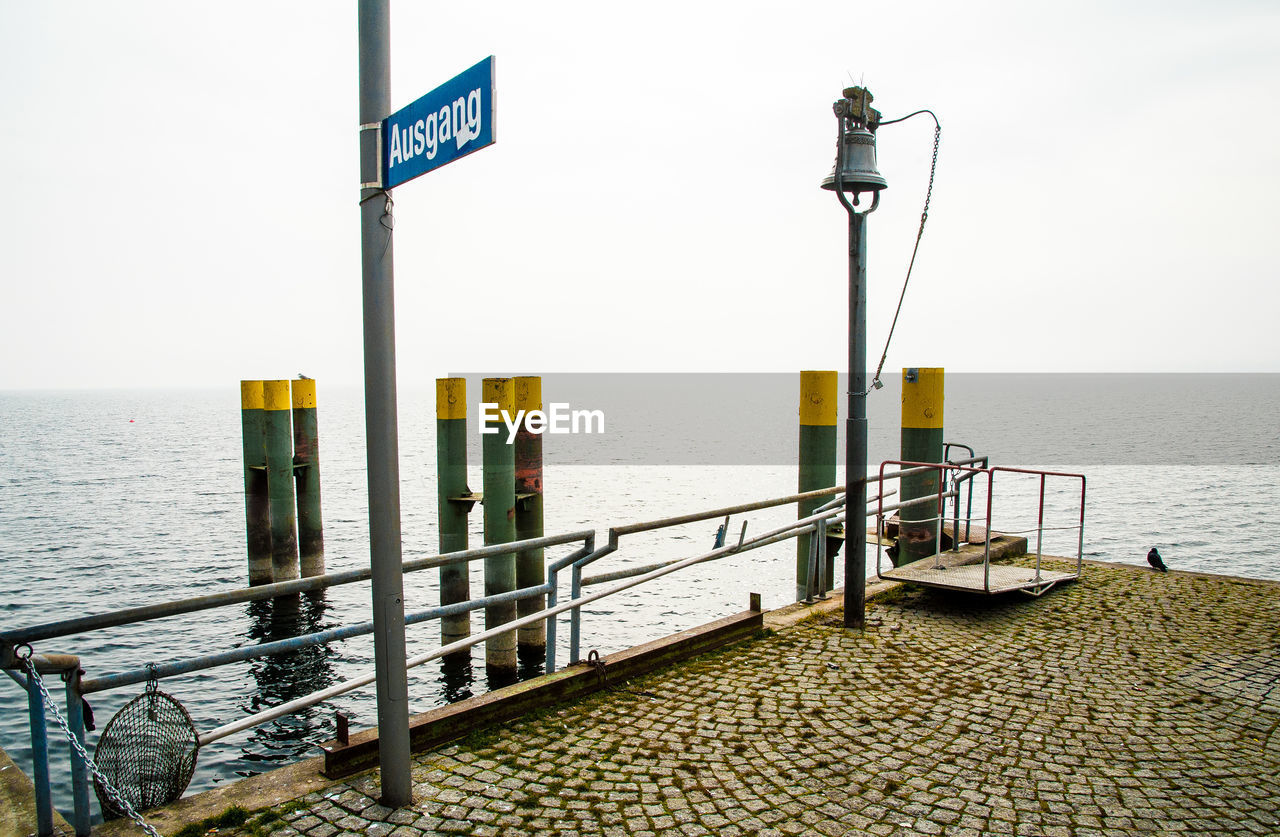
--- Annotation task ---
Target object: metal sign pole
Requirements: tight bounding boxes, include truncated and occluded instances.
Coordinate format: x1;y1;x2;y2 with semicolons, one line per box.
357;0;411;806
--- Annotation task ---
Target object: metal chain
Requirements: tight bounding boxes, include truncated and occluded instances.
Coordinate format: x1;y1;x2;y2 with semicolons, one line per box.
989;524;1083;535
586;649;607;688
867;115;942;395
17;653;163;837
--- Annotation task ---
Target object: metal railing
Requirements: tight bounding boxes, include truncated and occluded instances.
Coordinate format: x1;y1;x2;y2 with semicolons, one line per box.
991;464;1088;582
552;454;989;667
2;455;995;835
874;459;1086;593
1;530;593;836
552;484;849;671
4;655;89;837
943;442;987;547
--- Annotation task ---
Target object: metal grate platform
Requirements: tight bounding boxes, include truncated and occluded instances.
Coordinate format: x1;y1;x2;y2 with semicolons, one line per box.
881;555;1078;596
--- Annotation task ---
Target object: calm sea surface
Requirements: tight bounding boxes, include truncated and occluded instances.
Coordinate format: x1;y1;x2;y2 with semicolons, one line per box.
1;374;1277;819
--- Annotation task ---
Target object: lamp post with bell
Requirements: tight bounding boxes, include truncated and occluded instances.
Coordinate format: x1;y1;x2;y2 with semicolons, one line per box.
821;86;888;630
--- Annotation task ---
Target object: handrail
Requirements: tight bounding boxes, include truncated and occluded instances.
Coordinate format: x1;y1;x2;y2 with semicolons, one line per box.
609;485;842;537
602;460;985;540
582;504;854;588
1;529;593;648
556;457;989;667
80;544;596;695
199;500;858;746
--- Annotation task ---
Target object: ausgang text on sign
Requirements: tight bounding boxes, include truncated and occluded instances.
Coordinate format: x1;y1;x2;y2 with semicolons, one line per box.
381;56;495;189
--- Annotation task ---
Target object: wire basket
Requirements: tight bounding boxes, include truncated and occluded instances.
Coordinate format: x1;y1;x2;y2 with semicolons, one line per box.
93;686;199;818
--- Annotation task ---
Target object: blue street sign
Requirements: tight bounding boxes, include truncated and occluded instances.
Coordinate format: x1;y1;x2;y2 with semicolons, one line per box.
382;56;495;189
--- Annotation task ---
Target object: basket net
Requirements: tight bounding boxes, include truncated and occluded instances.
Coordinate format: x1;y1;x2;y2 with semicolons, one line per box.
93;688;199;818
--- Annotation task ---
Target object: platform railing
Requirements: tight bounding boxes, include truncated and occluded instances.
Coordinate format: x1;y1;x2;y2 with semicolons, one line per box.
990;465;1088;584
874;459;1086;593
943;443;987;549
553;484;848;671
556;454;990;668
877;459;993;580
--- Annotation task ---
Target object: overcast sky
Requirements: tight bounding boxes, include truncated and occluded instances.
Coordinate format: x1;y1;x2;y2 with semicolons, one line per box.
2;1;1277;390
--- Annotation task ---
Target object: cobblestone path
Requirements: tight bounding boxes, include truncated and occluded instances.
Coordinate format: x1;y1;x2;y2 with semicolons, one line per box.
233;561;1280;836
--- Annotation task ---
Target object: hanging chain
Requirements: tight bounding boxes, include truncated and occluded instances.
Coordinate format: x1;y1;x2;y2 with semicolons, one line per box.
587;649;608;688
15;648;163;837
145;662;160;722
866;114;942;395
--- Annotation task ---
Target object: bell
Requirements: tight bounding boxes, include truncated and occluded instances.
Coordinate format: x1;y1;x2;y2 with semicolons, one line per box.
820;126;888;193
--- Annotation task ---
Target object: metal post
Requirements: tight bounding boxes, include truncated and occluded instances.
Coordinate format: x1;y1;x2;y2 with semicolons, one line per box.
952;470;962;552
844;208;869;630
358;0;410;807
25;673;53;837
932;467;945;569
797;370;837;600
481;377;518;676
514;376;546;656
291;378;325;578
263;380;300;583
240;380;273;585
804;520;820;602
65;670;90;836
1035;472;1046;582
1077;477;1087;577
436;377;471;651
899;367;944;565
816;516;830;599
825;85;883;630
569;563;583;664
545;566;559;673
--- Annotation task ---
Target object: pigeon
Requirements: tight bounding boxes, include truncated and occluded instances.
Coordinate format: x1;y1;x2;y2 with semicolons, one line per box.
1147;547;1167;572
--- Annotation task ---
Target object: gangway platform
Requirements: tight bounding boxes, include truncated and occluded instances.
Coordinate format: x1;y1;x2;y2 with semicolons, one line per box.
880;553;1077;596
875;461;1086;597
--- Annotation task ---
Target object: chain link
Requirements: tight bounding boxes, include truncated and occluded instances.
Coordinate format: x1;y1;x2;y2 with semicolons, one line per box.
918;123;941;230
867;115;942;395
586;649;607;687
19;658;163;837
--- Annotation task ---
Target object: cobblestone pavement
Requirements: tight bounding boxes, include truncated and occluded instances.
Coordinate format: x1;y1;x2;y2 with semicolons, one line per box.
231;561;1280;836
